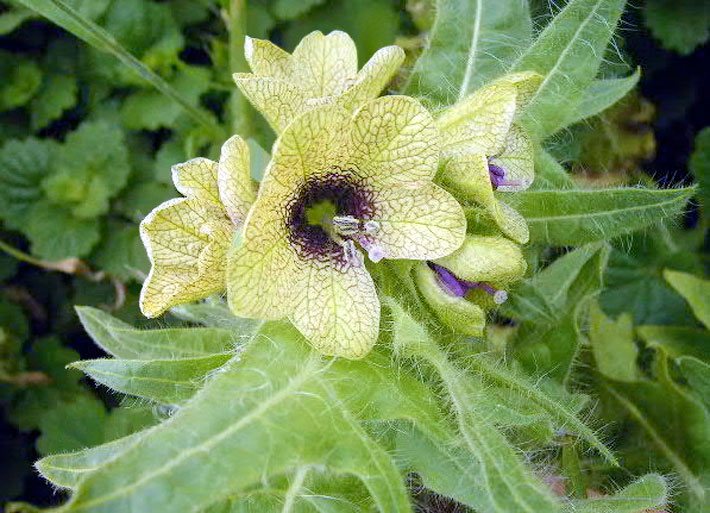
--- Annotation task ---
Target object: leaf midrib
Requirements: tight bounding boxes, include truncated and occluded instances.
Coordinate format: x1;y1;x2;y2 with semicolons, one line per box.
68;356;323;511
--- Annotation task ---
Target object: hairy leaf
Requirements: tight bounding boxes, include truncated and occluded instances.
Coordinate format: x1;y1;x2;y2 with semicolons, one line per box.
58;323;411;513
70;353;232;403
507;187;695;245
513;0;627;138
509;244;608;382
559;68;641;130
604;354;709;505
404;0;532;108
387;298;562;513
564;474;668;513
76;306;238;359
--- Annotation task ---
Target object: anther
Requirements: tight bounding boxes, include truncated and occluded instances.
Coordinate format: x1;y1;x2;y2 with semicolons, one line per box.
332;215;361;236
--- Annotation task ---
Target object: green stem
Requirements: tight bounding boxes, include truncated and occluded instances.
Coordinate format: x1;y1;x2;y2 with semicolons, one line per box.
227;0;251;136
0;239;49;268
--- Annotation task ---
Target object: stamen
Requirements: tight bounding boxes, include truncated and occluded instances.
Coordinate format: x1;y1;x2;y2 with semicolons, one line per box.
428;263;508;303
342;239;362;266
363;220;380;234
332;215;360;236
470;282;508;304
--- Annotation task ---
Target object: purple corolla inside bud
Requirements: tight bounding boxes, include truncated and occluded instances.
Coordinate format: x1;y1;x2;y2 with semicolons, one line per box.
428;263;469;297
488;162;507;188
428;262;508;304
488;160;526;190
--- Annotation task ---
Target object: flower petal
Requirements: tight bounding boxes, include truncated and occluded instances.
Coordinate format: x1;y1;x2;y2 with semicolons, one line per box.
491;71;543;113
232;75;307;133
291;30;358;98
415;263;486;337
140;198;232;317
171;158;222;205
218;135;257;225
436;82;517;157
265;103;351;186
244;36;293;77
434;235;527;285
226;201;296;321
338;45;405;111
350;95;439;186
441;155;528;244
290;259;379;359
490;125;534;192
367;182;466;260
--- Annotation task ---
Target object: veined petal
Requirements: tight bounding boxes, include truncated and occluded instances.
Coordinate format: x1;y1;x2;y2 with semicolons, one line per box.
265;103;351;187
491;71;543;113
218;135;257;224
232;75;307;133
338;45;405;111
415;263;486;337
226;200;295;321
436;82;517;157
496;201;530;245
290;259;379;359
244;36;293;77
440;156;528;244
171;158;222;205
140;198;232;318
367;182;466;260
350;95;439;186
292;30;358;98
434;235;527;285
490;125;534;192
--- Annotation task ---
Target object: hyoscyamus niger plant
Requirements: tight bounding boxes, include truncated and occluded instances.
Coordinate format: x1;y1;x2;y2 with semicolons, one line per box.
4;0;702;512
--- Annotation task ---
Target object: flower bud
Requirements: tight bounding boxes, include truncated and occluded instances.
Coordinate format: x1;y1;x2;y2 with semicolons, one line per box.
414;263;486;337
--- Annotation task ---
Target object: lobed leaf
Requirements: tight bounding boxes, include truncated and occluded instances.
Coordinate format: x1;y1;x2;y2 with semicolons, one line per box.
76;306;239;360
70;353;232;404
58;323;411;513
14;0;222;136
559;68;641;130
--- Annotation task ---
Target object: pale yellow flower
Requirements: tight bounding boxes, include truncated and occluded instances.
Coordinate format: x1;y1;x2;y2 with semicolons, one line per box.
437;72;542;244
234;30;405;133
227;96;466;358
139;136;256;317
